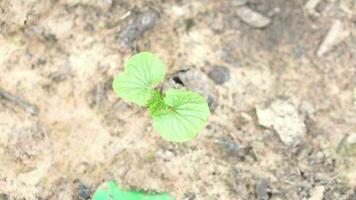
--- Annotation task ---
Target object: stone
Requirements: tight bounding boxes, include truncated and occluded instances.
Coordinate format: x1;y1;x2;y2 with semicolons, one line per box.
307;185;325;200
256;99;306;145
256;179;271;200
304;0;323;17
78;183;91;200
208;65;231;85
317;20;350;57
236;6;271;28
118;9;159;47
240;112;253;124
163;69;217;110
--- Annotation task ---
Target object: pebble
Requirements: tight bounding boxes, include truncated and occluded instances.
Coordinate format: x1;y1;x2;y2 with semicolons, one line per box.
236;6;271;28
304;0;323;17
256;179;271;200
208;65;231;85
307;185;325;200
240;112;253;124
156;149;174;161
317;20;350;57
118;9;159;47
163;69;216;110
78;183;91;200
184;192;196;200
256;99;306;145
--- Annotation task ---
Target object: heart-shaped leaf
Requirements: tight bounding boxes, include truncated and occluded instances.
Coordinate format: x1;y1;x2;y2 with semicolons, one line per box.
113;52;165;106
92;181;174;200
152;89;210;142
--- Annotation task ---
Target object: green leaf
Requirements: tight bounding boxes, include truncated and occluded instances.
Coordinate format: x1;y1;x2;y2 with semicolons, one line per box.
92;181;174;200
113;52;165;106
152;89;210;142
147;91;168;117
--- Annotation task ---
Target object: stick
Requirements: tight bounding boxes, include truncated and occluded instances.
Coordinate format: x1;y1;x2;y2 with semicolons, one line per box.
0;88;38;116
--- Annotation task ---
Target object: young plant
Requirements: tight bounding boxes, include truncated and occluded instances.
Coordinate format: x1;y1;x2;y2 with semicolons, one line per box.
92;181;173;200
113;52;210;142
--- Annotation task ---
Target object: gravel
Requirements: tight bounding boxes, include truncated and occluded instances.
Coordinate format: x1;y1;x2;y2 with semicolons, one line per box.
208;65;231;85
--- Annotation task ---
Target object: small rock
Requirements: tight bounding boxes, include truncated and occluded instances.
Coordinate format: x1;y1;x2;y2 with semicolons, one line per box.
184;192;196;200
217;139;239;151
240;112;253;124
304;0;323;17
78;183;91;200
156;149;174;161
208;65;230;85
256;179;271;200
317;20;350;57
163;69;217;109
337;133;356;156
256;99;306;145
236;6;271;28
118;9;159;47
208;65;231;85
307;185;325;200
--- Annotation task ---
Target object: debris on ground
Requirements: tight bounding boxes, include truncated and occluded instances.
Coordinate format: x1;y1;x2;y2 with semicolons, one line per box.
163;69;216;108
306;185;325;200
0;88;38;116
256;99;306;145
208;65;231;85
304;0;324;17
77;182;91;200
317;20;350;57
118;9;159;47
240;112;253;125
236;6;271;28
255;179;271;200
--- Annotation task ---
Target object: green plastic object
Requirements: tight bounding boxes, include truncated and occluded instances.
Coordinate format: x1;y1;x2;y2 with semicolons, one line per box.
92;181;174;200
112;52;210;142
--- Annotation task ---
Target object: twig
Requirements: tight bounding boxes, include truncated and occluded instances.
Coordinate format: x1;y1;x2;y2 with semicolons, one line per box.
0;88;38;116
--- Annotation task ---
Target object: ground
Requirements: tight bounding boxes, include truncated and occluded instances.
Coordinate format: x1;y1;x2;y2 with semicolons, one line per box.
0;0;355;199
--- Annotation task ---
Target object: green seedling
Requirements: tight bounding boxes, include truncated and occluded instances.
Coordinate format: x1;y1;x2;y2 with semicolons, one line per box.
92;181;173;200
113;52;210;142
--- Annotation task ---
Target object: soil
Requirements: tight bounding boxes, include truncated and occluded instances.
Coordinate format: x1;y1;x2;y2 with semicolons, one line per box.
0;0;355;199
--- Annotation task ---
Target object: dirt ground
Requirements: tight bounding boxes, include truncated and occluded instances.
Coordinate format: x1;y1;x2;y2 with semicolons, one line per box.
0;0;355;199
